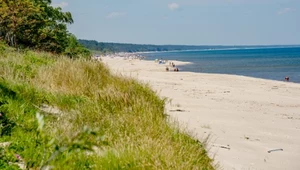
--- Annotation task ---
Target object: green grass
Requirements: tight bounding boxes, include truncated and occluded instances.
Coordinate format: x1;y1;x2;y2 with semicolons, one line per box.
0;45;214;169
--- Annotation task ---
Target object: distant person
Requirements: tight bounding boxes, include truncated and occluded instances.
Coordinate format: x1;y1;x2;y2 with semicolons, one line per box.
166;67;169;71
174;67;179;72
285;77;289;81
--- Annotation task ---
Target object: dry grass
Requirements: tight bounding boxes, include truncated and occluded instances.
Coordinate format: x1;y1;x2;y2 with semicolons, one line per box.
0;47;214;169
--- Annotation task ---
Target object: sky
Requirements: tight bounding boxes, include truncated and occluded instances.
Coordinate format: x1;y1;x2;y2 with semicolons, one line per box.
51;0;300;45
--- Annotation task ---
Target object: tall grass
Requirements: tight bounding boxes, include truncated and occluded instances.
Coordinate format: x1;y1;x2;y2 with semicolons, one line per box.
0;45;213;169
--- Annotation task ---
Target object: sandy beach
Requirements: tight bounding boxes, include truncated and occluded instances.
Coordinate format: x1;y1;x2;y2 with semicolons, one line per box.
102;56;300;170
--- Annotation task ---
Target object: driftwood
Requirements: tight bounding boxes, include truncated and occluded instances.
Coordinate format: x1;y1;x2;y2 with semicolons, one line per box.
267;148;283;153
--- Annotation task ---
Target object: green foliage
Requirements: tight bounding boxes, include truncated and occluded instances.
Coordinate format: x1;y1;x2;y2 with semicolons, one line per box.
0;0;38;47
0;41;6;54
0;111;15;136
0;148;20;170
0;79;102;169
36;112;101;169
0;0;90;57
64;35;91;59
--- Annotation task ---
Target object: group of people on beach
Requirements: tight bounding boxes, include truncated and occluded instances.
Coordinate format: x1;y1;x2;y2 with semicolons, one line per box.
166;62;179;72
154;58;179;72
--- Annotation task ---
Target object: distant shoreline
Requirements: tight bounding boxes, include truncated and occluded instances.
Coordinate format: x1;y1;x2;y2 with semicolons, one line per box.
80;39;300;54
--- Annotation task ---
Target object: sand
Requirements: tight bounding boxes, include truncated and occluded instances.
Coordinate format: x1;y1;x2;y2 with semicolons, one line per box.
102;56;300;170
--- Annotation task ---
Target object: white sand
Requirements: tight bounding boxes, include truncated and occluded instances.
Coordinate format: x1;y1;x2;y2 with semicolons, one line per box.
102;57;300;170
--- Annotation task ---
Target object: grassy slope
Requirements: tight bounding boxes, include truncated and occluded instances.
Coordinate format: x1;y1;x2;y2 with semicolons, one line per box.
0;46;213;169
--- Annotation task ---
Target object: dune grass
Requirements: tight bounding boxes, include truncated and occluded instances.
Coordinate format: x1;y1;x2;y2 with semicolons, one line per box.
0;46;213;169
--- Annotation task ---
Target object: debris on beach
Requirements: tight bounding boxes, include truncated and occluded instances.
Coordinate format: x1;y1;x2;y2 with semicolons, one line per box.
267;148;283;153
212;144;231;150
169;109;186;112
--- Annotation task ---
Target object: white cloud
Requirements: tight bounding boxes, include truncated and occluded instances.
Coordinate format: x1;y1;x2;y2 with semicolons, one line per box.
106;12;126;19
168;3;180;11
277;8;294;15
52;2;68;9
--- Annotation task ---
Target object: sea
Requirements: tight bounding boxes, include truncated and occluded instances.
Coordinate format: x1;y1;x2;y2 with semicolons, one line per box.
142;46;300;83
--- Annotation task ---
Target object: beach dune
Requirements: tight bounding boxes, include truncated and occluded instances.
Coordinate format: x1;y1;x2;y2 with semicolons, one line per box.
102;56;300;170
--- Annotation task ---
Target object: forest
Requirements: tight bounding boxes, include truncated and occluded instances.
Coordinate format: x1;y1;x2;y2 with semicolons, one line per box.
78;39;229;53
79;39;292;54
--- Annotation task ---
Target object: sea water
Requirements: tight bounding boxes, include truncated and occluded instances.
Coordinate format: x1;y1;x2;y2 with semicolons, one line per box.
143;47;300;83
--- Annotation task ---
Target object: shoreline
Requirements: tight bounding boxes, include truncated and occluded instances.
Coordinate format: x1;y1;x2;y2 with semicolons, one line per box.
148;58;299;84
137;47;300;84
96;50;299;85
101;56;300;170
143;59;300;84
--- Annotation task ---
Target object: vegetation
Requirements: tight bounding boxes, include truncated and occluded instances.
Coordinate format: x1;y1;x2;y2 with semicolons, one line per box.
79;39;293;54
64;35;91;59
1;0;213;168
0;44;213;169
0;0;90;58
78;39;224;53
78;39;251;53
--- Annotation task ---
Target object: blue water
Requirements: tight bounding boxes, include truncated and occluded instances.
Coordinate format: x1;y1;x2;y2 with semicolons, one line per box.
143;47;300;83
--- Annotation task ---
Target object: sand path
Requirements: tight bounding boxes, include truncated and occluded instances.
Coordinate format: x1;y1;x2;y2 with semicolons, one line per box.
102;57;300;170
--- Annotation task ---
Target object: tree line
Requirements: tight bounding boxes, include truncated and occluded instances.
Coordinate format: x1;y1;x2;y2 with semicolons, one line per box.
78;39;237;53
79;40;288;54
0;0;90;58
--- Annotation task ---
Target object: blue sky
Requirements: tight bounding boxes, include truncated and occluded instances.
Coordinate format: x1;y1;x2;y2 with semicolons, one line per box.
52;0;300;45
